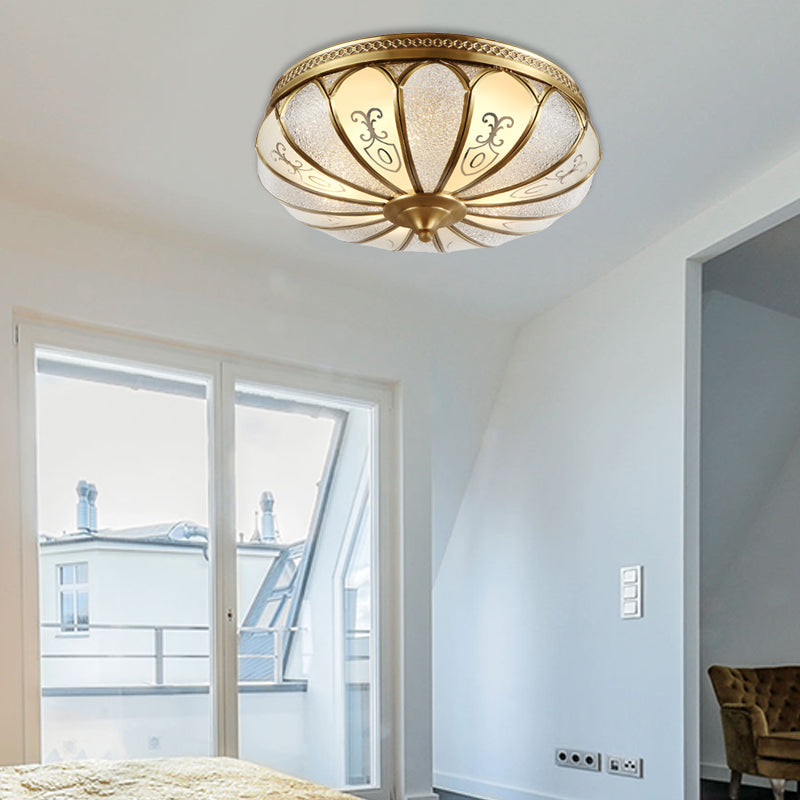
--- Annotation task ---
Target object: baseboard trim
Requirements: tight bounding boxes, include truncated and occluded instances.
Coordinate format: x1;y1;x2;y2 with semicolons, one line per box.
434;771;567;800
408;793;439;800
437;764;793;800
701;762;775;789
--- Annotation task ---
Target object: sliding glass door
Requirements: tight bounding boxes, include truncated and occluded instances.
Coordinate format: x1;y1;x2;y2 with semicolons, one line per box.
21;327;385;793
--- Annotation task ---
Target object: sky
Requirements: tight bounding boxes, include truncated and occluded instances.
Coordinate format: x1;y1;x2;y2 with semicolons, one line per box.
36;367;335;544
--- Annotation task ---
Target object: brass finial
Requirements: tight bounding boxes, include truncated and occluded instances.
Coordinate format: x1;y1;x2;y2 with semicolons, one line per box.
383;194;467;243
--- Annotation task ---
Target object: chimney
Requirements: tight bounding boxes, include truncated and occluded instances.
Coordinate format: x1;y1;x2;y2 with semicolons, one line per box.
76;480;90;532
257;491;277;543
87;483;98;532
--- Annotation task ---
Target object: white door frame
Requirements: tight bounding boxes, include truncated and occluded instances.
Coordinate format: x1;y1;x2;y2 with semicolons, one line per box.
682;195;800;799
223;354;395;799
16;317;223;761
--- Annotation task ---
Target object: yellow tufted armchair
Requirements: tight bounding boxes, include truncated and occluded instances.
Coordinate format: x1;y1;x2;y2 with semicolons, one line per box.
709;665;800;800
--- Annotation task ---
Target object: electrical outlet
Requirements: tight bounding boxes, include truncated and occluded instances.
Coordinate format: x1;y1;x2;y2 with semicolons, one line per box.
555;748;601;772
607;755;643;778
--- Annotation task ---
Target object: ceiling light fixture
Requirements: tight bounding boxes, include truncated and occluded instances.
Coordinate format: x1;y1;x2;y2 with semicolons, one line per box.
256;33;600;253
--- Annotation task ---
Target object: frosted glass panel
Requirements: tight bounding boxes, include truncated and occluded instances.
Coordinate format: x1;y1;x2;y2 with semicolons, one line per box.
332;67;414;192
258;159;383;214
402;64;467;192
280;83;392;197
452;222;520;247
325;221;393;243
443;71;536;193
523;77;549;100
472;123;600;205
463;214;557;234
436;227;479;252
451;61;490;83
360;228;410;251
320;69;349;91
257;112;383;202
380;60;416;79
469;177;593;217
461;91;581;199
285;207;386;229
402;235;439;253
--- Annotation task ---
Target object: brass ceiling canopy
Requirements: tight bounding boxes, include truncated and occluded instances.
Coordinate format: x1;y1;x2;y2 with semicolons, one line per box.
256;33;600;253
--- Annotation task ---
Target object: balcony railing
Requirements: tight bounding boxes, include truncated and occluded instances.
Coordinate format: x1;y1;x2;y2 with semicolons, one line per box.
40;622;305;695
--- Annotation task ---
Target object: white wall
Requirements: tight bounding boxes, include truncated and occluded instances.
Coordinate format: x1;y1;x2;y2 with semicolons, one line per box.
434;150;800;800
0;194;515;800
434;240;689;800
700;292;800;780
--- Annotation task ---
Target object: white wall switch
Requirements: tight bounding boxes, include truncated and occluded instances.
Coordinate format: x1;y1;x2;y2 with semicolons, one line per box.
620;565;643;618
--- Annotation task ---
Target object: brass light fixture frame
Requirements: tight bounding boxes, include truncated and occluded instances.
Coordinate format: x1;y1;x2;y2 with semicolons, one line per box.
267;33;587;115
257;33;600;252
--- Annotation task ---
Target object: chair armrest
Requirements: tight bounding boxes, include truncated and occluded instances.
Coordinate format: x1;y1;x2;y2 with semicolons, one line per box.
719;703;769;774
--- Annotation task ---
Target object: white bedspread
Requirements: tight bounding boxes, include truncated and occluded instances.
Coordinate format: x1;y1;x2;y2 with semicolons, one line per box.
0;756;358;799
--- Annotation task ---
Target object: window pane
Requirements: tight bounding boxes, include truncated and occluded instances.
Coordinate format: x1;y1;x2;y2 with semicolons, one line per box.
235;384;377;789
344;499;372;785
60;592;75;632
346;685;371;785
36;350;211;762
274;563;294;589
234;389;337;543
76;591;89;631
272;599;290;630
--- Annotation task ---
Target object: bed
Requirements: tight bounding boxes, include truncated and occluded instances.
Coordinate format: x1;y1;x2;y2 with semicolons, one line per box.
0;756;358;799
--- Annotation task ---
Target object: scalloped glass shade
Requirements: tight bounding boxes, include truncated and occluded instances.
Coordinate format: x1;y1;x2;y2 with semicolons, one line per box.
256;34;600;253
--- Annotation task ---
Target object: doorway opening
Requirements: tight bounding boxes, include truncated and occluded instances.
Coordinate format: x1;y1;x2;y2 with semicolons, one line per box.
697;215;800;800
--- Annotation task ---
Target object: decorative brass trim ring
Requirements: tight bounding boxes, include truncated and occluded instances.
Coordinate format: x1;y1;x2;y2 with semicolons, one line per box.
267;33;588;115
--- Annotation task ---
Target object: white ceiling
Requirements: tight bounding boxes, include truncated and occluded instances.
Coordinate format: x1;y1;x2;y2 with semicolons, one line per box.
2;1;799;323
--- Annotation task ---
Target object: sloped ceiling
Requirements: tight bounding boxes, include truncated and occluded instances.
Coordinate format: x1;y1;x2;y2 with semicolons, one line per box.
701;217;800;614
2;1;799;322
700;292;800;599
704;215;800;320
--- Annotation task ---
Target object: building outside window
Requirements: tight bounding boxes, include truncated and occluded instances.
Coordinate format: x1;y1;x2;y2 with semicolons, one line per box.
58;563;89;633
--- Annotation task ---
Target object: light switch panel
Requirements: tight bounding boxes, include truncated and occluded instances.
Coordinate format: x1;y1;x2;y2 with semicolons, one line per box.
620;565;643;619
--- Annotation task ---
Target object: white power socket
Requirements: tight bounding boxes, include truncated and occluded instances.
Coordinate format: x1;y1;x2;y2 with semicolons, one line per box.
607;755;643;778
555;748;601;772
